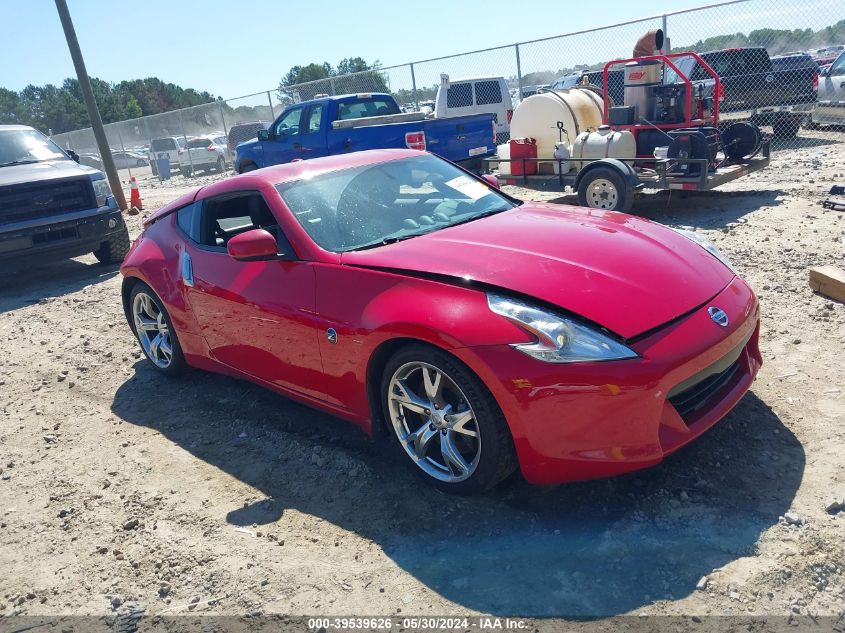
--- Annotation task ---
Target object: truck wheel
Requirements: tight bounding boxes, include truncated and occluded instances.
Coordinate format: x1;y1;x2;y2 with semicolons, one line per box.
773;118;800;139
216;157;225;173
93;219;130;264
183;165;193;177
577;167;633;213
239;162;258;174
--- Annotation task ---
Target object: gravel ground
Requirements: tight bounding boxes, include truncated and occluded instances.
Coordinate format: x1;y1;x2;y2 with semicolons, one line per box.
1;133;844;627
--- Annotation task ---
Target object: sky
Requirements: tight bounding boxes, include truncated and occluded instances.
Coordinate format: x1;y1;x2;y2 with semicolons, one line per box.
3;0;839;100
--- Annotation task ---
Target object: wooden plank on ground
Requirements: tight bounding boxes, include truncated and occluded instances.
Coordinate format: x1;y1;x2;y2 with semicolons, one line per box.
809;266;845;303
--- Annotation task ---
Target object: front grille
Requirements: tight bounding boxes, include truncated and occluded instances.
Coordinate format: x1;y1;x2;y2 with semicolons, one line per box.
669;360;740;419
0;178;94;224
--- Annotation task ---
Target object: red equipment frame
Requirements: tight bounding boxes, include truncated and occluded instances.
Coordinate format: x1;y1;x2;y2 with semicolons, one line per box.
602;52;722;132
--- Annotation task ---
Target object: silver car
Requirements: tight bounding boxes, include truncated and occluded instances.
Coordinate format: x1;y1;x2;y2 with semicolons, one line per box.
813;51;845;126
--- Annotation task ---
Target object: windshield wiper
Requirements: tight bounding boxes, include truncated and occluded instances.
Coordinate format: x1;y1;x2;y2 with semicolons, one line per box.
446;207;511;228
0;159;40;167
349;233;424;251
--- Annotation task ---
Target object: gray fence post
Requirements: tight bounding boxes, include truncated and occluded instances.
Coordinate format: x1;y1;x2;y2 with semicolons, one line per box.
515;44;523;97
178;109;194;174
116;126;131;180
662;14;670;52
267;91;275;119
218;100;228;138
410;63;419;111
329;77;336;96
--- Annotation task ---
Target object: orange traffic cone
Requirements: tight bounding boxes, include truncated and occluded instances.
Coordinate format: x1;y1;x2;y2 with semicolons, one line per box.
129;176;143;210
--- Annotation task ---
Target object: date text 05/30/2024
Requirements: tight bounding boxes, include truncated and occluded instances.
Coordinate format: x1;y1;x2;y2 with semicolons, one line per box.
307;617;529;630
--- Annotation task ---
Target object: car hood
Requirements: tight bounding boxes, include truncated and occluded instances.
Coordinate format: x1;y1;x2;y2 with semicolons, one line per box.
0;159;101;187
340;203;735;338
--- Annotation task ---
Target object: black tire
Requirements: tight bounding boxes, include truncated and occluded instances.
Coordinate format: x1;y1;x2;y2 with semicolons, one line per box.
183;165;192;177
136;159;145;167
380;344;517;494
216;157;225;173
577;166;633;212
773;117;800;139
93;218;130;264
128;281;186;376
239;162;258;174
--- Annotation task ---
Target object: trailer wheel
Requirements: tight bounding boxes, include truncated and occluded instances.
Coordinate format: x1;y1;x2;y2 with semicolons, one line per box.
577;167;633;213
773;117;800;139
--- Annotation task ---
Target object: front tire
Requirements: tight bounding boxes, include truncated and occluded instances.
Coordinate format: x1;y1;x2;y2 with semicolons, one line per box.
577;167;633;212
93;219;130;264
381;345;516;494
773;117;800;139
128;282;186;376
216;157;225;172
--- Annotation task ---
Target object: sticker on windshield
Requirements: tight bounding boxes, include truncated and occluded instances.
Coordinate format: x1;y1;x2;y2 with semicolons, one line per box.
445;175;489;200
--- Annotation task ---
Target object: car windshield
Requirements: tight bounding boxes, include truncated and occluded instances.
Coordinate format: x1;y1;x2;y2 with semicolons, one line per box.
276;154;517;252
0;128;67;166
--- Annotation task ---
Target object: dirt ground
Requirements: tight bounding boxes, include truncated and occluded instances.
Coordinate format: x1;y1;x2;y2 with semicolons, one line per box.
1;132;844;628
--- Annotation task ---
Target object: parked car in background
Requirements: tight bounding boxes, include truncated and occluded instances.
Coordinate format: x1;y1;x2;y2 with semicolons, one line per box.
227;121;269;156
210;135;231;162
122;148;762;493
770;53;819;73
77;153;103;170
435;75;513;143
0;125;128;265
149;136;186;176
235;93;495;173
551;69;625;105
179;136;229;176
812;50;845;127
519;84;550;100
111;151;149;169
674;47;818;138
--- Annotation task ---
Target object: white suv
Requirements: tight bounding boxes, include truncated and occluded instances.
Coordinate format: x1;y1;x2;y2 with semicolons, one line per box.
179;136;229;176
149;136;186;175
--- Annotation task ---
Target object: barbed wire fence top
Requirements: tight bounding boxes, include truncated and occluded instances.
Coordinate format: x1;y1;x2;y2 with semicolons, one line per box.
52;0;845;173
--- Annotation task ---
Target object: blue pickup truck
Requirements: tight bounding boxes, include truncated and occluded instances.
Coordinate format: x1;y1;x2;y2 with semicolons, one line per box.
234;93;495;173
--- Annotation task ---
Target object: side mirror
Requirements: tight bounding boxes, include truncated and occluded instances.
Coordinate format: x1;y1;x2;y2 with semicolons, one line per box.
481;174;500;189
227;228;279;261
67;149;80;163
819;67;829;77
257;129;270;141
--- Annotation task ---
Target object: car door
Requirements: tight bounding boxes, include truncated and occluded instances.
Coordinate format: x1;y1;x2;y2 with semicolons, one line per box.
264;106;304;165
818;53;845;124
178;191;326;399
298;103;328;160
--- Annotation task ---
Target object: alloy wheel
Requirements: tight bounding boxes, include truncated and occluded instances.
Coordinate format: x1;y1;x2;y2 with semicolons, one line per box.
132;292;173;369
387;361;481;483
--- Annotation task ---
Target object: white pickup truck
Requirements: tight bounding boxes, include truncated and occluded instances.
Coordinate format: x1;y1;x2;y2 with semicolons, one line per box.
179;136;228;176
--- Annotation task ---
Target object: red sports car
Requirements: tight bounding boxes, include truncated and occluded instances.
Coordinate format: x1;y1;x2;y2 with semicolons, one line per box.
120;149;762;493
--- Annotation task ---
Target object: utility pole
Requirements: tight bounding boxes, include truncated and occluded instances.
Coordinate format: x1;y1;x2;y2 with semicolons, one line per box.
54;0;128;211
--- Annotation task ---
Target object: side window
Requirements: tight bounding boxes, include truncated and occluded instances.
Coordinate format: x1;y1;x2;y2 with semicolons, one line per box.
306;105;323;133
830;54;845;76
198;193;294;256
275;108;303;138
475;81;503;106
176;202;200;242
446;83;473;108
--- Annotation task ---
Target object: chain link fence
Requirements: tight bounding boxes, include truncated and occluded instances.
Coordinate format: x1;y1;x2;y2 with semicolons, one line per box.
51;0;845;181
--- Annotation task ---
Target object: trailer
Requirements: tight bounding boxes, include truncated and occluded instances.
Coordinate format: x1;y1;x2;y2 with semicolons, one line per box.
484;45;772;212
487;138;770;212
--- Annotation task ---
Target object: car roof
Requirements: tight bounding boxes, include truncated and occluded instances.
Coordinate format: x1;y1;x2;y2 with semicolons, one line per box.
0;124;38;131
144;149;423;227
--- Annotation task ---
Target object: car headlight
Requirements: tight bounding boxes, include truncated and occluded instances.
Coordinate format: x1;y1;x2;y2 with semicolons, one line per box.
487;293;637;363
91;176;113;207
671;227;736;273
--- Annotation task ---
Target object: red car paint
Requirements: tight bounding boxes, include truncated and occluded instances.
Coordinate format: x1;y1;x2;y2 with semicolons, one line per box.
122;149;761;485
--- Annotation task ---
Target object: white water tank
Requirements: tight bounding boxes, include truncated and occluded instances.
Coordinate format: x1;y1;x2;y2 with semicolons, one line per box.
496;142;511;176
572;125;636;171
510;89;604;174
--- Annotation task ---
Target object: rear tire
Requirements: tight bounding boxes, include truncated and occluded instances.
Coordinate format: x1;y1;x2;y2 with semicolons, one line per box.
577;166;633;213
93;218;130;264
183;165;193;177
128;282;186;376
216;156;225;173
239;162;258;174
380;344;517;494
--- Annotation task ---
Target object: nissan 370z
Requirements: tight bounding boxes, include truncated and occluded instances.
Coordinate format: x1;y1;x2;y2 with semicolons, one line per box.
120;149;762;493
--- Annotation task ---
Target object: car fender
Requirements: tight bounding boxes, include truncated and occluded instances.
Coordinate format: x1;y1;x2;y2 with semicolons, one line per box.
573;158;640;190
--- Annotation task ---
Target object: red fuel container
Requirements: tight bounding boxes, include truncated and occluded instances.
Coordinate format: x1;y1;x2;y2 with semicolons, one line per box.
509;137;537;176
